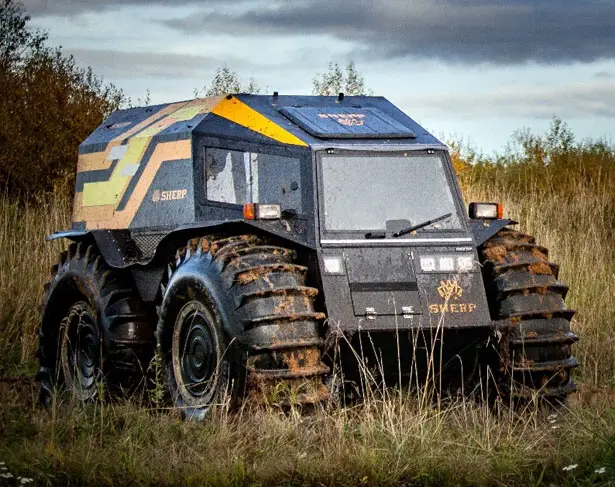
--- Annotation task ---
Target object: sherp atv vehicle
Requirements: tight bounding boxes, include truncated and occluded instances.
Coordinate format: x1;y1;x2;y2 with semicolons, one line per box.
38;94;578;417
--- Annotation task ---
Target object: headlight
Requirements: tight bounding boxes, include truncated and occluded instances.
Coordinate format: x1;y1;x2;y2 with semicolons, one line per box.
419;253;475;272
323;255;345;274
457;255;474;272
243;203;281;220
439;257;455;272
419;257;436;272
468;202;503;219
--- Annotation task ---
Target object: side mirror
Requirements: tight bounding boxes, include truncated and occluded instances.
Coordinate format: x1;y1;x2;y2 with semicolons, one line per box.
469;202;503;220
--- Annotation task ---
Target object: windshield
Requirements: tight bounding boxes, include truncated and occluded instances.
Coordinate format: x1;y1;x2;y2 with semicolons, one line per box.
320;152;462;232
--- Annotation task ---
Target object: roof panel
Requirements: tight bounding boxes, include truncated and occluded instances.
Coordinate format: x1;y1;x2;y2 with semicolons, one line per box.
279;106;416;139
80;95;444;155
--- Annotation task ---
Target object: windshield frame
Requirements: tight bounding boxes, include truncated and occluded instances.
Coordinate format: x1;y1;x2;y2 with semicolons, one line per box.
315;148;468;240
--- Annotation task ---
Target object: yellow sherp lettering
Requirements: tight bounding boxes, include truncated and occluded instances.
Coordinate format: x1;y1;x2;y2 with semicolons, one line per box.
159;189;188;201
429;303;478;314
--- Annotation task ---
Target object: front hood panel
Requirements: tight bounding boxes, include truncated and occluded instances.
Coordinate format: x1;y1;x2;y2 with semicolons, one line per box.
320;244;492;331
344;247;421;316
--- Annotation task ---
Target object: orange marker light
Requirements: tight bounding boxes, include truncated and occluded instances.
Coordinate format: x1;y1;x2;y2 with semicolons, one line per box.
497;203;504;219
243;203;255;220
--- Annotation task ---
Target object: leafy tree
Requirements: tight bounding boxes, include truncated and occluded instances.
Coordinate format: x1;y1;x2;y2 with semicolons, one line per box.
446;137;481;176
0;0;45;67
0;0;125;198
197;65;260;97
312;61;371;96
510;117;576;166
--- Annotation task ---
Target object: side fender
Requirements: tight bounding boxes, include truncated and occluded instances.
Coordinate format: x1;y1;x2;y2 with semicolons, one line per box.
47;229;132;268
469;218;517;247
48;220;315;304
154;250;240;351
48;220;314;270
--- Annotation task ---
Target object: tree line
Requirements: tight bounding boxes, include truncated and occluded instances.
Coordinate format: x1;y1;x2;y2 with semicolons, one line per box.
198;61;371;98
0;0;125;197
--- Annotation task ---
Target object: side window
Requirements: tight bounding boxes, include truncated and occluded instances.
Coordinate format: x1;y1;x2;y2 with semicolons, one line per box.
205;148;302;212
255;153;302;212
205;148;251;204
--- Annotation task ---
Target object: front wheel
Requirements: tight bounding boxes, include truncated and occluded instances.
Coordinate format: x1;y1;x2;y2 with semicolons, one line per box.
167;297;232;419
157;235;329;420
157;244;239;420
479;228;578;403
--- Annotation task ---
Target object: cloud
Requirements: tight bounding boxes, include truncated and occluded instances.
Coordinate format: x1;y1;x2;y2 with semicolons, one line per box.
22;0;233;16
161;0;615;65
63;48;315;91
402;80;615;119
67;48;255;80
25;0;615;65
594;71;614;79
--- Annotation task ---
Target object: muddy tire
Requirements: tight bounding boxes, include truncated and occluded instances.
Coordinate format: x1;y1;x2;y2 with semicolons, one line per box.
161;286;234;421
38;242;155;405
157;235;328;419
479;228;578;402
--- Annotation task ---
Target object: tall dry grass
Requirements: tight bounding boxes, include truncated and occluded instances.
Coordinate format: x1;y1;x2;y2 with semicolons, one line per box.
458;151;615;387
0;193;70;371
1;154;613;384
1;385;614;486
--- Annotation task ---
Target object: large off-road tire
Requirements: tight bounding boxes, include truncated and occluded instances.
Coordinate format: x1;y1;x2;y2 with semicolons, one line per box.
479;228;578;402
157;235;328;420
38;242;155;405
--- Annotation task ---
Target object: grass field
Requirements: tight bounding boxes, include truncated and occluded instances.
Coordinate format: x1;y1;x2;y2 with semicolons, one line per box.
1;133;615;486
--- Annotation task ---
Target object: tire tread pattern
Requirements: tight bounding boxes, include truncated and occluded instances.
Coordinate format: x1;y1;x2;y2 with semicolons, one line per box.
479;228;578;400
38;242;154;403
163;234;329;406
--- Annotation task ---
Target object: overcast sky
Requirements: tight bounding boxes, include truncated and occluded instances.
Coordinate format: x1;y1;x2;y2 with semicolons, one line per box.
24;0;615;153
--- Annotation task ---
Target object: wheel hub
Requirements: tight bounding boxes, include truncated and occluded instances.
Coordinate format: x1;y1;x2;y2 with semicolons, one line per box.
183;320;215;387
173;302;221;404
60;302;101;399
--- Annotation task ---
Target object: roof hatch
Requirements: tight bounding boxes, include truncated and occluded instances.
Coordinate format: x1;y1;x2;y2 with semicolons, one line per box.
279;106;416;139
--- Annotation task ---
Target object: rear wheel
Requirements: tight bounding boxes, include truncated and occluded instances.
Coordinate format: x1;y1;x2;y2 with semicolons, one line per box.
38;242;155;404
59;302;102;401
479;228;578;403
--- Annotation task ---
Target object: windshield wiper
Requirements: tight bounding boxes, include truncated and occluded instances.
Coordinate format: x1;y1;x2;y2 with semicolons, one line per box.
392;213;452;238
